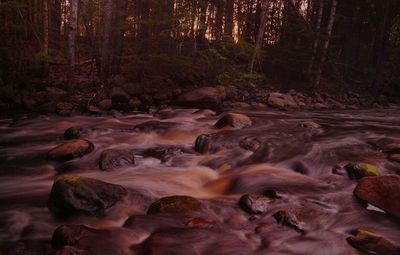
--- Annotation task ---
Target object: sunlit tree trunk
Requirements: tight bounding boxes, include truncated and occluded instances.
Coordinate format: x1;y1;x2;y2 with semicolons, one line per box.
67;0;78;90
313;0;337;89
100;0;114;78
250;0;267;73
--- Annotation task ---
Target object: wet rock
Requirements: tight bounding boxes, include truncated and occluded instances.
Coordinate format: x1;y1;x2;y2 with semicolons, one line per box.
354;175;400;219
238;194;271;214
346;229;400;255
48;175;127;218
291;161;309;175
299;120;320;129
345;162;380;180
195;134;211;154
64;127;82;140
87;105;103;114
185;217;214;228
98;99;112;111
47;139;94;162
52;225;92;250
128;97;142;109
273;210;304;234
214;113;252;129
239;137;261;152
111;87;130;109
56;102;73;114
99;149;135;170
142;147;182;163
147;195;200;214
177;86;225;109
268;93;298;109
134;120;177;134
388;154;400;162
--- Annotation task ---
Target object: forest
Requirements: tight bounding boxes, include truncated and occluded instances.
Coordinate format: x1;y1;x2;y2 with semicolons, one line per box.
1;1;400;255
1;0;400;114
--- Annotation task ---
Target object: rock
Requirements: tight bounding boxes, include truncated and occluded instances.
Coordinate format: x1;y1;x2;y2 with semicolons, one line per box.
87;105;103;114
238;194;271;214
268;93;298;109
98;99;112;111
388;154;400;162
47;139;94;162
195;134;211;154
52;225;92;250
47;87;67;98
381;143;400;154
56;102;73;114
239;137;261;152
128;97;142;109
313;103;329;109
346;229;400;255
99;149;135;170
142;147;182;163
134;120;177;134
48;175;127;218
64;127;82;140
273;210;304;234
230;101;251;109
214;113;252;129
354;175;400;219
177;87;225;109
147;196;200;214
110;87;130;109
185;218;214;228
345;162;380;180
299;120;320;129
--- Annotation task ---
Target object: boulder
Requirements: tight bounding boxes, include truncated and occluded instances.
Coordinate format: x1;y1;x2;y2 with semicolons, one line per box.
48;175;127;218
195;134;211;154
47;139;94;162
347;229;400;255
354;175;400;219
345;162;380;180
56;102;73;114
98;99;112;111
128;97;142;109
238;194;271;214
64;127;82;140
299;120;320;129
268;93;298;109
99;149;135;170
239;137;261;152
110;87;130;109
147;195;200;214
141;147;182;163
273;210;304;234
177;87;225;108
214;113;252;129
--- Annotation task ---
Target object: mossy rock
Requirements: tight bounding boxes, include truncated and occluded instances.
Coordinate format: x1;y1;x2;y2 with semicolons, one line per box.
214;113;252;129
47;139;94;162
147;195;200;214
347;229;400;255
345;162;380;180
48;175;127;218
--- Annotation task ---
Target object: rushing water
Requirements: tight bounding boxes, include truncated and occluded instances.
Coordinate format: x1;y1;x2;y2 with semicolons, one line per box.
0;107;400;254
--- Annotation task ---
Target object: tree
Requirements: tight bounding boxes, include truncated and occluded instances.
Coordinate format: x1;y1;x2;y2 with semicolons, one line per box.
250;0;268;73
67;0;79;89
100;0;114;78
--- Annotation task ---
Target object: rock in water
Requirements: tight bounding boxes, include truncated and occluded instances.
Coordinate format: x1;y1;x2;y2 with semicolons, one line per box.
347;229;400;255
99;149;135;170
47;139;94;162
195;134;211;154
214;113;252;129
388;154;400;162
345;162;380;180
98;99;113;111
48;175;127;218
299;120;320;129
64;127;82;140
177;87;225;109
110;87;130;110
147;196;200;214
381;143;400;154
354;175;400;219
273;210;304;234
238;194;271;214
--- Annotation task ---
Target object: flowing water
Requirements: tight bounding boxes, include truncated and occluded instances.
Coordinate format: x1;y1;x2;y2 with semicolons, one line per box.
0;107;400;254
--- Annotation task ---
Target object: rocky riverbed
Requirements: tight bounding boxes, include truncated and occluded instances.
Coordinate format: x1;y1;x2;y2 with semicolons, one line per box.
0;107;400;255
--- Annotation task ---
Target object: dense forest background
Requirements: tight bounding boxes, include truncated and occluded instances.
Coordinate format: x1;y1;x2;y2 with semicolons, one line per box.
1;0;400;108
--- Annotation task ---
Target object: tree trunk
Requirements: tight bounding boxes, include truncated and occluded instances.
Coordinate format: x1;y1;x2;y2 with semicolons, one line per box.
215;0;224;40
313;0;337;89
113;0;128;74
43;0;49;55
67;0;78;90
224;0;234;39
100;0;114;78
308;0;323;78
250;0;268;73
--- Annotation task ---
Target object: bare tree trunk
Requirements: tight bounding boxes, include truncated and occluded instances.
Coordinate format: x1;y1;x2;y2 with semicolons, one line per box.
100;0;114;78
313;0;337;89
308;0;323;77
43;0;49;55
250;0;268;73
215;0;224;40
67;0;78;90
224;0;234;39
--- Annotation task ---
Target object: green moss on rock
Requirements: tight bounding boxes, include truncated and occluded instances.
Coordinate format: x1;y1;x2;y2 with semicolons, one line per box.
345;162;380;180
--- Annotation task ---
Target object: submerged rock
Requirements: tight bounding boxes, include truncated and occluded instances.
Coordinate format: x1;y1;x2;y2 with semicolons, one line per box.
147;195;200;214
354;175;400;219
345;162;380;180
299;120;320;129
99;149;135;170
48;175;127;218
142;147;182;163
388;154;400;162
64;127;82;140
273;210;304;234
238;194;271;214
134;120;177;134
346;229;400;255
195;134;211;154
239;137;261;152
47;139;94;162
214;113;252;129
177;87;225;109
